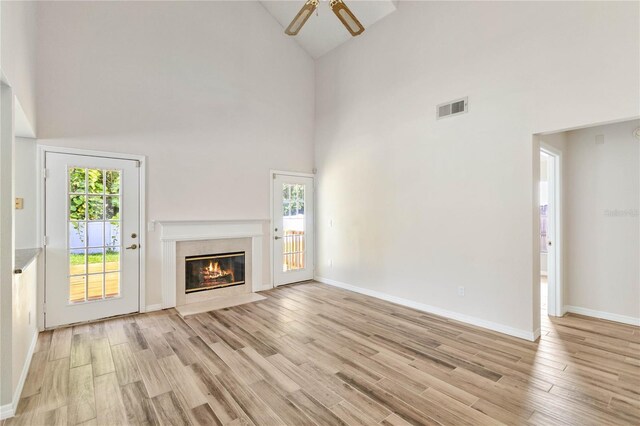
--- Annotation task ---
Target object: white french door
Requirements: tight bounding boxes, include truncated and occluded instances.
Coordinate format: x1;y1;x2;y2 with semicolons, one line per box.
272;173;314;286
45;152;140;328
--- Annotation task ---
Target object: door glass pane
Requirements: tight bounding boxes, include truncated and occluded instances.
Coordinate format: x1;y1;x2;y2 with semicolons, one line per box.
105;221;120;247
106;248;120;272
69;168;86;193
105;272;120;298
70;249;86;275
69;195;86;220
69;275;87;303
87;274;104;300
69;222;86;248
87;222;104;247
105;170;120;194
87;249;104;274
87;169;104;194
105;196;120;219
87;196;104;220
282;183;306;272
67;166;123;303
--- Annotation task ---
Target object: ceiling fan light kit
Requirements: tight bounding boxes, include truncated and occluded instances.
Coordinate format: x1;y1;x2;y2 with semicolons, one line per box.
285;0;365;37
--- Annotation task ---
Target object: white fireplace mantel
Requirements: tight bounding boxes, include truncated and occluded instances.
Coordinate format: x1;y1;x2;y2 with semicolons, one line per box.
159;220;265;309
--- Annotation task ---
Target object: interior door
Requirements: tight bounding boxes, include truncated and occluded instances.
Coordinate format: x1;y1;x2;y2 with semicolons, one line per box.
45;152;140;328
273;174;314;286
544;151;558;316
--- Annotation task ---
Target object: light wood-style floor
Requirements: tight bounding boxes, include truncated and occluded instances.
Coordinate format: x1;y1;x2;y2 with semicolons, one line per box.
4;282;640;425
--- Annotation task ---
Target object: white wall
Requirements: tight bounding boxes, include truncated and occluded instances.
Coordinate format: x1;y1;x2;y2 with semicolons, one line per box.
1;0;37;408
0;0;37;130
11;258;38;402
314;1;640;337
564;120;639;321
35;1;315;306
14;138;37;249
0;83;17;411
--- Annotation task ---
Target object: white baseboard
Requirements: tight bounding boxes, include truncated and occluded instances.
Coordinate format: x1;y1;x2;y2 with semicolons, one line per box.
0;330;39;420
144;304;163;313
0;404;12;421
315;276;537;341
533;328;542;341
564;305;640;326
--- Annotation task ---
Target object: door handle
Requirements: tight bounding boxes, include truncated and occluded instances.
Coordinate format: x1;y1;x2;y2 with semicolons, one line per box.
274;236;281;240
126;244;138;250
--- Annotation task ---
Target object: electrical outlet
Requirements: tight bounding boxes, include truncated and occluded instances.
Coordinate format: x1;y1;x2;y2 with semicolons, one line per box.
328;259;333;268
148;221;156;232
329;219;333;228
458;286;465;296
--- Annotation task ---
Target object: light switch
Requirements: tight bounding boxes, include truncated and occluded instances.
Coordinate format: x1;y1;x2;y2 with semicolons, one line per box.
15;198;24;209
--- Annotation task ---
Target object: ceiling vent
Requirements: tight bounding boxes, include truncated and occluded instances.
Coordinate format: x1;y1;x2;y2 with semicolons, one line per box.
437;97;468;119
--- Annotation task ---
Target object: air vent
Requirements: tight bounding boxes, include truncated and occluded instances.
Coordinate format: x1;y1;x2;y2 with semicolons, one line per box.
437;97;468;119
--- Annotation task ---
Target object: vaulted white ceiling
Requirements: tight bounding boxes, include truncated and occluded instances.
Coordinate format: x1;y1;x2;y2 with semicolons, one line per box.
261;0;398;59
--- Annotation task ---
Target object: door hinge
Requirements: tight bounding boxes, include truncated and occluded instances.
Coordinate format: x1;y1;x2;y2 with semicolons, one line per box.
135;160;141;168
43;302;46;313
43;168;49;179
43;235;49;246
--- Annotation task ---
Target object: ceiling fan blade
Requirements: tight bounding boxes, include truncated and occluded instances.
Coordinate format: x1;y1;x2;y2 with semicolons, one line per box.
330;0;364;36
285;0;318;36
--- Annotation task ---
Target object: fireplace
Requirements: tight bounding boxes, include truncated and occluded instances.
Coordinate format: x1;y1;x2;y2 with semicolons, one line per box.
185;251;245;293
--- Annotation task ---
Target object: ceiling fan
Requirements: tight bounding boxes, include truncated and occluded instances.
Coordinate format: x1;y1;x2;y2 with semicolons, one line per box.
285;0;365;37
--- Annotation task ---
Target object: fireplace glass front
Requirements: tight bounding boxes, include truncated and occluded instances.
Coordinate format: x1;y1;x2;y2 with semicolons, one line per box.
185;251;245;293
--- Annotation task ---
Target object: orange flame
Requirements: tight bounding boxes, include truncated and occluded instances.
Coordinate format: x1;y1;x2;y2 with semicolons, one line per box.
208;261;223;275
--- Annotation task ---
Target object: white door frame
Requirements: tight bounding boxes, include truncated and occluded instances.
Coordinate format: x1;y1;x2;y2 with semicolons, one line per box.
540;143;563;317
37;145;147;330
269;169;315;288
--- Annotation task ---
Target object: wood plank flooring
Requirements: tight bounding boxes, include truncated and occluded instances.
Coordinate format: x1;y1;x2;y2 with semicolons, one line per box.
4;282;640;425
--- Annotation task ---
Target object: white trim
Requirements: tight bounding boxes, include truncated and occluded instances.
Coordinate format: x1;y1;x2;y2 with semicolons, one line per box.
158;220;266;308
270;169;315;178
0;330;38;420
37;146;45;330
537;115;640;135
144;303;163;313
37;145;145;162
138;157;147;315
565;305;640;326
269;172;274;289
36;145;147;328
315;276;538;341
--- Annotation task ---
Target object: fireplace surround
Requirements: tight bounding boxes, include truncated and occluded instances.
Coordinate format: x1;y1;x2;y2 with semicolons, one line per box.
176;238;252;306
159;220;266;310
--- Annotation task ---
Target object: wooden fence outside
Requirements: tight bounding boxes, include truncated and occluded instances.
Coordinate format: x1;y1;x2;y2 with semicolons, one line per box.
283;230;305;271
